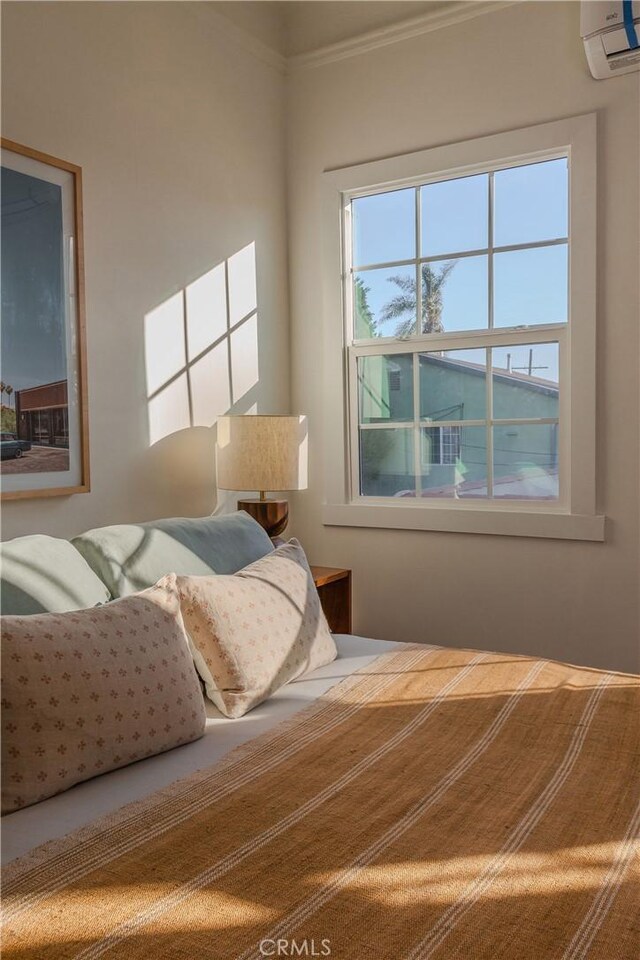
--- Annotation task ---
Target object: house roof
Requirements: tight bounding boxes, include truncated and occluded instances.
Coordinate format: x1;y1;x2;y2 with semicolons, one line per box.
421;352;559;398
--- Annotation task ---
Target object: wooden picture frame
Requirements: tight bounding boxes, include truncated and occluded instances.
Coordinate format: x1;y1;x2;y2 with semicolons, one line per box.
1;139;90;500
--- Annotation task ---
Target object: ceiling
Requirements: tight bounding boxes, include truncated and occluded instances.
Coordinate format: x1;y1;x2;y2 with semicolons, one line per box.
213;1;456;58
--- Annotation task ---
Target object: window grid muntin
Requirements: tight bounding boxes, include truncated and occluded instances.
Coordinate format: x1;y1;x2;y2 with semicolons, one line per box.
352;235;568;275
356;342;561;423
355;335;561;500
346;152;569;208
348;333;568;506
350;239;569;341
349;158;569;345
329;117;598;532
357;419;560;499
346;154;569;505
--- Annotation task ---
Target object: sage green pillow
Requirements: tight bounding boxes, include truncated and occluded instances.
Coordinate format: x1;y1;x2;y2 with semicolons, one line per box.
0;535;111;615
72;511;273;599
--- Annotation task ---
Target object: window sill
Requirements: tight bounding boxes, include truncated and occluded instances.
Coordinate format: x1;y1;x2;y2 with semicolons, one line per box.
322;502;605;541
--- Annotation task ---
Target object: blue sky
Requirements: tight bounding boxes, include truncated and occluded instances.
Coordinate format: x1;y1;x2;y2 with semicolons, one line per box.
352;157;568;349
1;168;68;393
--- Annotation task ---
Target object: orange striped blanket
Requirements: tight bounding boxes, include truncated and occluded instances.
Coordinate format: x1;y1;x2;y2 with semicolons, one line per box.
2;645;639;960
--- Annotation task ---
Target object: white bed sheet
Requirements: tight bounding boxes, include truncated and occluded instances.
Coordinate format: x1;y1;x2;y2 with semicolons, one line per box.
1;635;398;865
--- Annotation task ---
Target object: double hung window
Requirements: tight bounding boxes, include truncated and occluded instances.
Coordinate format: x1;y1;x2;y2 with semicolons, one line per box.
350;158;566;502
323;117;601;539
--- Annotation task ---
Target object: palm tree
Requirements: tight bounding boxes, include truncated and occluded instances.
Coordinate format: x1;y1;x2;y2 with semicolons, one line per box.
354;275;376;338
0;383;16;434
379;261;458;337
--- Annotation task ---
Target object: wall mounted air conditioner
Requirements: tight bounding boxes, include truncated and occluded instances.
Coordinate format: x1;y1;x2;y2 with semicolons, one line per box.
581;1;640;78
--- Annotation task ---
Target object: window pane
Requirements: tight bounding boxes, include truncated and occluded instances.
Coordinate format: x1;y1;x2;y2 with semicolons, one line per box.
352;188;415;267
493;424;559;500
354;266;416;338
421;174;488;257
426;256;488;333
360;428;414;497
494;245;567;328
419;348;486;421
358;354;413;424
494;159;568;247
420;426;486;498
492;344;559;420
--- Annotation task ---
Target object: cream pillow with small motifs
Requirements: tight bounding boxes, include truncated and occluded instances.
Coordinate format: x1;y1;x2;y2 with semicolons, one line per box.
177;539;337;718
1;576;205;814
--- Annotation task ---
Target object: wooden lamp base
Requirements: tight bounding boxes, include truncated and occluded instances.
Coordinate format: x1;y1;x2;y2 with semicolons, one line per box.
238;498;289;538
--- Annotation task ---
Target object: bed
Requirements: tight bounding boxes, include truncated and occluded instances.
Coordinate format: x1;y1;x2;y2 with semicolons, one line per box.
2;635;639;959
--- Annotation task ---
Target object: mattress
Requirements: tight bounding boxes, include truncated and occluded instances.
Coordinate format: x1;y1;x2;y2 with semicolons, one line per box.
3;641;638;960
1;634;397;864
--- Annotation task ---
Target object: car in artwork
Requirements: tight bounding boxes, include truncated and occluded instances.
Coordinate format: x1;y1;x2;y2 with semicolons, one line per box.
0;433;32;459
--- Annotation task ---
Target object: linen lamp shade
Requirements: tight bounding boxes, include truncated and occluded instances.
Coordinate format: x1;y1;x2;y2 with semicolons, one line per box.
216;416;308;536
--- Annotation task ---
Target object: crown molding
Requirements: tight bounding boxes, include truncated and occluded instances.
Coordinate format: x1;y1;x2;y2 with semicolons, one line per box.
188;3;287;75
184;1;519;77
287;1;519;73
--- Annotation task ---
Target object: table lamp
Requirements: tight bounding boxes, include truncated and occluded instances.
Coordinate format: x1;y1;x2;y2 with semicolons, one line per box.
216;415;308;537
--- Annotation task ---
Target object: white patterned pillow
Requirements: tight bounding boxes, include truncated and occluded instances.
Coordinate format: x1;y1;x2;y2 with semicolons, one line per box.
177;539;338;718
1;576;206;813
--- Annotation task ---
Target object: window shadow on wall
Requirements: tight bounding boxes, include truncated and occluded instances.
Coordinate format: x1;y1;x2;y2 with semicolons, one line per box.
141;243;261;513
144;241;260;446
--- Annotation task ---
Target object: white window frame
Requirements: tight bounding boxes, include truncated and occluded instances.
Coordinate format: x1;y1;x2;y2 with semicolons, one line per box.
321;114;604;541
422;426;462;468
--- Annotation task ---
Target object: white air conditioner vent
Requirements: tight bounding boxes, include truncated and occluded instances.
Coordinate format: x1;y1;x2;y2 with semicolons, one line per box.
581;1;640;78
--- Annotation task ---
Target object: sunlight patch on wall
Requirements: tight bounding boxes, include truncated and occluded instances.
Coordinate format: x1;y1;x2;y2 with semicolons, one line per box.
231;313;259;405
185;263;227;360
144;243;260;445
191;342;230;428
147;373;191;445
144;293;186;396
228;242;257;326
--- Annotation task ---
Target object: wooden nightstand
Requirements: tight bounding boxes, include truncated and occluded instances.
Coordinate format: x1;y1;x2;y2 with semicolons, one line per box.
311;566;352;634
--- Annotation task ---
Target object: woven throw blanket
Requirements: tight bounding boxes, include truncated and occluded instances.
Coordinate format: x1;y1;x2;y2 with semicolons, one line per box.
2;645;639;960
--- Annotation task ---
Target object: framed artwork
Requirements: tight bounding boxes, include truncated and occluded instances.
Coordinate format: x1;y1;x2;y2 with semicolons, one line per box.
0;139;90;500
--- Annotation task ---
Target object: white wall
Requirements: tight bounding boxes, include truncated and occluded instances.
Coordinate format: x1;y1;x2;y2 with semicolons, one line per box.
287;1;640;673
1;1;290;538
2;1;638;673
